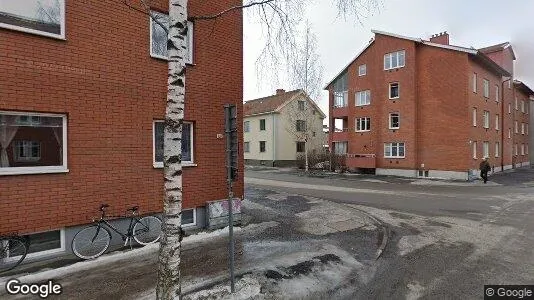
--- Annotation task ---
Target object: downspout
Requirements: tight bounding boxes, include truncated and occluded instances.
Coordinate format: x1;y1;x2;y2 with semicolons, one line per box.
272;112;276;167
501;77;512;171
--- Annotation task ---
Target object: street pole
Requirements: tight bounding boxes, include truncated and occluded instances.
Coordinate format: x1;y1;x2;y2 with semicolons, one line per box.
224;104;236;293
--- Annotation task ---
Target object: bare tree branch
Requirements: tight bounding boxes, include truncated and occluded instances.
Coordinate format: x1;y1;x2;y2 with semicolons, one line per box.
190;0;276;21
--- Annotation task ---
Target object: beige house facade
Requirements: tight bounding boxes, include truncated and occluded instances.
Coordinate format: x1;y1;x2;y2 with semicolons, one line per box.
244;89;326;167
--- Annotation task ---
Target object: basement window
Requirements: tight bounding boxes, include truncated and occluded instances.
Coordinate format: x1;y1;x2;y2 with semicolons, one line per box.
181;208;196;227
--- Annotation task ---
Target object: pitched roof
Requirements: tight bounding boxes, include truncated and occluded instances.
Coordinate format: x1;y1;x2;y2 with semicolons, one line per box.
514;80;534;96
324;30;510;89
479;42;516;59
243;89;302;116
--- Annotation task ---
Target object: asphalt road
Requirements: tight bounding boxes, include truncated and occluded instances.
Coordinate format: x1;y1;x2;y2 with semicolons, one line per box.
245;167;534;299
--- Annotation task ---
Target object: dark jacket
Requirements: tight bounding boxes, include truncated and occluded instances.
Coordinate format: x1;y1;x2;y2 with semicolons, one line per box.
479;160;491;172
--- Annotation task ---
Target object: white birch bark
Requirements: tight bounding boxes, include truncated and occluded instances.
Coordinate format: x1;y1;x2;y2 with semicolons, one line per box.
156;0;188;299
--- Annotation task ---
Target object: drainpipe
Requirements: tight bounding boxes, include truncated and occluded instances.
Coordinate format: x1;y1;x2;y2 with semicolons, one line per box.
272;112;276;167
501;77;512;171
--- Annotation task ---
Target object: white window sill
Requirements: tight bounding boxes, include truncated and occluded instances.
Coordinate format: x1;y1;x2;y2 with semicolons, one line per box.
384;156;405;159
153;162;197;169
0;166;69;176
384;66;405;71
355;104;370;107
355;130;370;133
150;54;194;65
389;97;400;100
389;127;400;130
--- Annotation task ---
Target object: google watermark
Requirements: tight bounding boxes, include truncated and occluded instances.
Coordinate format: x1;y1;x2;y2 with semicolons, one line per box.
485;285;533;299
5;279;62;298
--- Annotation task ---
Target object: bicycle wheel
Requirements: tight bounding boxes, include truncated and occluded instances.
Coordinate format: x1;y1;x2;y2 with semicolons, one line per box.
72;225;111;259
0;237;27;273
133;216;162;245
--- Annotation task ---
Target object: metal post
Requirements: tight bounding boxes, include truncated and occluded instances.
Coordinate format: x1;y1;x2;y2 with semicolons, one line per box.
224;105;236;293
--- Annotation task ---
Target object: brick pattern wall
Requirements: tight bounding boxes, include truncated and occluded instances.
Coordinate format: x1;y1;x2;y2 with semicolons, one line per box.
0;0;243;234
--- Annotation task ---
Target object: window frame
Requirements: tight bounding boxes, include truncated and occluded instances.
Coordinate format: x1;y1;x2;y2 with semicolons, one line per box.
259;141;266;153
495;85;499;102
244;142;250;153
243;121;250;133
153;120;195;168
259;119;266;131
298;100;305;111
483;79;489;98
389;82;400;99
333;91;348;108
0;111;68;176
296;120;306;132
495;142;500;158
3;229;66;262
149;12;194;64
515;121;518;133
358;64;367;76
384;142;405;159
296;141;306;153
473;73;477;93
14;140;41;162
472;141;477;159
389;113;400;129
472;108;477;127
495;114;499;131
483;110;490;129
521;123;525;135
483;141;489;158
181;208;196;227
355;117;371;132
0;0;66;40
383;50;406;70
355;90;371;106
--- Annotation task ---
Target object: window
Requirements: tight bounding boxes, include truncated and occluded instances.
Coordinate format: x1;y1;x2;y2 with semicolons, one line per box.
472;108;477;127
495;142;500;158
514;144;518;156
259;119;266;131
389;113;400;129
296;142;305;153
150;12;194;63
312;131;316;137
356;90;371;106
244;142;250;153
0;112;67;175
389;83;400;99
508;128;511;139
521;144;525;155
384;142;405;158
296;120;306;132
515;121;518;133
298;101;305;111
483;79;489;98
384;50;405;70
515;97;518;110
259;141;266;152
472;141;477;159
483;141;489;158
0;0;66;39
358;64;367;76
356;117;371;132
181;209;196;227
334;91;348;107
508;103;511;114
483;111;490;128
521;123;525;135
154;121;194;167
495;115;499;130
495;85;499;102
14;141;40;162
508;80;511;89
243;121;250;133
473;73;477;93
527;125;529;136
333;142;347;154
521;100;525;113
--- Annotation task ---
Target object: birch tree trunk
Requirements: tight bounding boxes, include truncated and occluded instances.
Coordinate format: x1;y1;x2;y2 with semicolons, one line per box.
157;0;188;299
304;140;309;172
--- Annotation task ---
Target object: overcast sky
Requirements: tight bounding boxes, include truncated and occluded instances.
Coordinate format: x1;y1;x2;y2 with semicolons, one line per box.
243;0;534;121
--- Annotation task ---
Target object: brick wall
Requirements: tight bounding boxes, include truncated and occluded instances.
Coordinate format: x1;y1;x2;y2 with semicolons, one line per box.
0;0;243;234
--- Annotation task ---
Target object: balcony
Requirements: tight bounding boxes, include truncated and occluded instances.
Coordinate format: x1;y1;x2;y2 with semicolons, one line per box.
331;128;350;141
332;105;349;118
345;153;376;169
332;91;349;117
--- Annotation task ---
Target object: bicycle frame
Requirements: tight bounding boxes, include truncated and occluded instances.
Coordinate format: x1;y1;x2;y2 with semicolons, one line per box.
91;214;152;247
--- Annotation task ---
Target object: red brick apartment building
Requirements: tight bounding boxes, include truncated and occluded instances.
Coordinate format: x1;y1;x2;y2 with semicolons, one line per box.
326;30;533;180
0;0;243;258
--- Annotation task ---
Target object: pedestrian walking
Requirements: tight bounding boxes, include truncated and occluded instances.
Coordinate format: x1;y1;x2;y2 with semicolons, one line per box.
479;157;491;184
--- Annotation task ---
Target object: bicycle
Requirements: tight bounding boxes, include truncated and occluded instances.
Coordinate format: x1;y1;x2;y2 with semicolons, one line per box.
0;234;29;273
71;204;162;260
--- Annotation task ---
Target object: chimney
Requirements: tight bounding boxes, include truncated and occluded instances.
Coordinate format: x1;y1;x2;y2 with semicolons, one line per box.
275;89;286;95
429;31;449;45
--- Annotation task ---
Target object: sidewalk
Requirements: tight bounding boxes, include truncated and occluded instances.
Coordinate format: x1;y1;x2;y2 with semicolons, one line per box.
0;188;380;299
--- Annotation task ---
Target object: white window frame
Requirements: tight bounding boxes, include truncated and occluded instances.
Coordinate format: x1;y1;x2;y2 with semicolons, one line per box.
0;111;68;176
333;141;348;155
526;145;529;154
495;85;499;102
383;50;405;70
521;144;525;155
334;91;348;108
153;120;195;168
358;64;367;76
14;140;41;162
3;229;66;262
355;117;371;132
514;144;518;156
244;142;250;153
181;208;196;227
356;90;371;106
508;128;511;139
508;103;511;114
495;114;499;130
243;121;250;133
521;100;525;113
389;82;400;99
521;123;525;135
473;73;477;93
483;79;489;98
389;113;400;129
472;141;477;159
515;97;518;110
483;141;489;158
495;142;500;158
150;12;194;64
0;0;66;40
515;121;518;133
472;108;477;127
384;142;405;159
483;111;490;129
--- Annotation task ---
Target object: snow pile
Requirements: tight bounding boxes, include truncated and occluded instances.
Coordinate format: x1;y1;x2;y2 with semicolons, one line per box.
184;274;263;300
